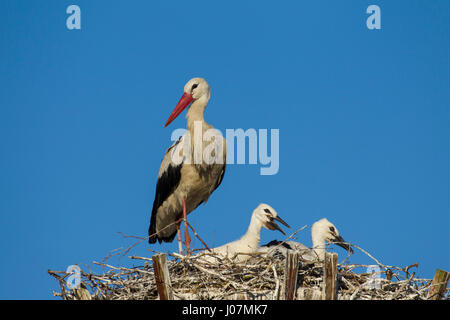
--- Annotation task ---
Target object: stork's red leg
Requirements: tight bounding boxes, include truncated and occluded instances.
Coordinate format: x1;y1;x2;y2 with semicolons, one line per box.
183;198;191;255
176;221;183;255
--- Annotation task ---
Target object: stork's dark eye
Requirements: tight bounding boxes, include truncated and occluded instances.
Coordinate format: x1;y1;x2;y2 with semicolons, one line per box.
263;208;272;214
329;226;335;232
191;83;198;92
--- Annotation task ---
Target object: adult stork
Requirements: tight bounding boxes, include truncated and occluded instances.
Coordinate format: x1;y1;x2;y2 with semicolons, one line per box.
148;78;226;255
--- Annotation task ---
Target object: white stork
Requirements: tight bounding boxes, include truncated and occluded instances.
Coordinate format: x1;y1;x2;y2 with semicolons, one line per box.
258;218;353;261
148;78;226;255
200;204;290;263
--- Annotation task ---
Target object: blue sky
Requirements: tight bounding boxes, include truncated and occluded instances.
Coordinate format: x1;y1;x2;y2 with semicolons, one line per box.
0;1;449;299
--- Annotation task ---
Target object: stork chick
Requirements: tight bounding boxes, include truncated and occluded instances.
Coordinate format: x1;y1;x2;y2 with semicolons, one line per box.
203;204;290;263
259;218;353;261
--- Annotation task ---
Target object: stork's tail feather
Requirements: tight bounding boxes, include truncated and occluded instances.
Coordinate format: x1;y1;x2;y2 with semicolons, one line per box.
148;224;177;244
148;226;158;244
148;209;178;244
148;208;158;243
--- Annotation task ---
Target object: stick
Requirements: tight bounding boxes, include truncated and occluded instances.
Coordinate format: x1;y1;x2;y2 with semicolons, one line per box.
322;252;338;300
427;269;449;300
152;254;173;300
272;265;280;300
284;251;299;300
186;220;212;252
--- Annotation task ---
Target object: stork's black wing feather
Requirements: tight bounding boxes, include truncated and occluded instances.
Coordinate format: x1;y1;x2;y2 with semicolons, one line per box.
262;240;293;250
213;164;226;192
148;137;184;244
148;163;182;243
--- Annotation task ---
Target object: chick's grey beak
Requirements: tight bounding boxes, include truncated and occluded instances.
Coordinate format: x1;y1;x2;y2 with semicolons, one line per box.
265;215;290;236
332;235;354;254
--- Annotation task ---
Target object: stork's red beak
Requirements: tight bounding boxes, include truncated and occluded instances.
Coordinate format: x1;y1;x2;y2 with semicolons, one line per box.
164;93;194;127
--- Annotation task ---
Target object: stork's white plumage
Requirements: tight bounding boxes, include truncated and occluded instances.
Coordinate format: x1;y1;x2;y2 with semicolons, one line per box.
201;204;290;263
258;218;353;261
148;78;226;255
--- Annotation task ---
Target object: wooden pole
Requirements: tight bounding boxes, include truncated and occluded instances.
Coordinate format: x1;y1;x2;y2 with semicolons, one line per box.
152;253;173;300
322;252;338;300
427;269;449;300
284;251;299;300
74;285;91;300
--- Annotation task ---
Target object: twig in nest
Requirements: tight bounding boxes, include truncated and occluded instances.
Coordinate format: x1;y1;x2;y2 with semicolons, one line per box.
117;218;183;258
404;263;418;278
272;265;279;300
349;243;385;269
186;220;212;252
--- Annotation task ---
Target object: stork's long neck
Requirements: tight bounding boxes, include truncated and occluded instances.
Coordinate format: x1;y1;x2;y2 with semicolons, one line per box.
311;234;326;260
186;97;209;132
240;214;263;251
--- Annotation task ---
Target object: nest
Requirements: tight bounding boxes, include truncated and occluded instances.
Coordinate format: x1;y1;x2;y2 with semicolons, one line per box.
48;243;449;300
